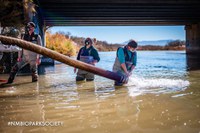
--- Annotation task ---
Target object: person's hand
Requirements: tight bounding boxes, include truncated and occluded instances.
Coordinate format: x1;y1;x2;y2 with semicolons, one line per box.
125;72;132;77
125;72;129;77
17;57;22;62
74;68;77;73
129;72;132;76
122;73;129;84
36;58;41;65
90;60;97;65
90;61;95;65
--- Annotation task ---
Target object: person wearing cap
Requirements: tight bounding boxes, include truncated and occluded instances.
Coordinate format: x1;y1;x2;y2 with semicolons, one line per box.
112;40;138;86
6;22;42;84
74;38;100;81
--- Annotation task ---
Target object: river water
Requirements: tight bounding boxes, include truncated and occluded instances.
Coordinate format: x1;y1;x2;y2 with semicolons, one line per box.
0;51;200;133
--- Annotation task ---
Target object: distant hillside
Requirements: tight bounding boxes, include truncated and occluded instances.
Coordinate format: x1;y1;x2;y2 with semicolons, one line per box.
70;36;123;52
123;40;174;46
138;40;185;51
138;40;173;46
71;36;185;51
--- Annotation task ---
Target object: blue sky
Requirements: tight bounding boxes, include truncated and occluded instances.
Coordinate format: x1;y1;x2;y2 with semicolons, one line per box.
50;26;185;44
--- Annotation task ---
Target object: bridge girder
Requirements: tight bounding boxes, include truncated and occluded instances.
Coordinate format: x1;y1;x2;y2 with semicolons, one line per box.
35;0;200;26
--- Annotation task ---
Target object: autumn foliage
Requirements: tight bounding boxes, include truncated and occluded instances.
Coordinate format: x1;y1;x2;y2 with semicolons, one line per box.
45;32;76;56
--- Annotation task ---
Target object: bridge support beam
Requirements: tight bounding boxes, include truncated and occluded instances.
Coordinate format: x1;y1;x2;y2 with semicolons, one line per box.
0;22;1;34
185;23;200;55
185;23;200;70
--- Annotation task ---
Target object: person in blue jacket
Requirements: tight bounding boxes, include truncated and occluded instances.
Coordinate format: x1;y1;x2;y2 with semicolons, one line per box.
74;38;100;81
112;40;138;86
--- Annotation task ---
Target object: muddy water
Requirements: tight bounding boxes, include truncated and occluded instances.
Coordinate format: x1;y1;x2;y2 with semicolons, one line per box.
0;51;200;133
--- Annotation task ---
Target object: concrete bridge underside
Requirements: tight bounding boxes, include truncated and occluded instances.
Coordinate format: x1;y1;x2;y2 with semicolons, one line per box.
35;0;200;55
1;0;200;69
35;0;200;26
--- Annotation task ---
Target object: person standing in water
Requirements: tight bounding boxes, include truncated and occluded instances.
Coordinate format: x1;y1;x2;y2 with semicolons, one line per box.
112;40;138;86
74;38;100;81
6;22;42;84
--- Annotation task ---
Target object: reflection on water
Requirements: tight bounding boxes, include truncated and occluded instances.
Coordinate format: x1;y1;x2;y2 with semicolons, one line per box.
0;51;200;133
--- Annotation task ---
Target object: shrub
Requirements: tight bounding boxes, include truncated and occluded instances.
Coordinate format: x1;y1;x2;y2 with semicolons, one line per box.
46;32;76;56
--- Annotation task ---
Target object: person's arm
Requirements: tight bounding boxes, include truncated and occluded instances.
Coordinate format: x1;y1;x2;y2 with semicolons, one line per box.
117;48;129;76
17;50;22;62
129;52;137;74
121;63;129;76
77;47;83;60
91;49;100;65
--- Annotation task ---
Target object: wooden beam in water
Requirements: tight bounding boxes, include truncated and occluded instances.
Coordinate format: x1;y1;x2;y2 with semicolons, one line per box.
0;35;128;83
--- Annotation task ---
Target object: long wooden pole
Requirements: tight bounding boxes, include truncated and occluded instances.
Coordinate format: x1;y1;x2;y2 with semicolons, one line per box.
0;35;128;83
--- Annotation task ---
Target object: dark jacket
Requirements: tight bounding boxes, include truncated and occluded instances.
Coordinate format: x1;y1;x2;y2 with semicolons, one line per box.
77;46;100;62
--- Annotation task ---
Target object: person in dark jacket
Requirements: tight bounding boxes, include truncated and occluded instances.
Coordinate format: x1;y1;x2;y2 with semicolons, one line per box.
112;40;138;86
6;22;42;84
74;38;100;81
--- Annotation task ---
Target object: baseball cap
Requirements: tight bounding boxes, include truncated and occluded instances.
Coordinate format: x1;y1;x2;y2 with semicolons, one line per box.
127;40;138;48
27;22;36;28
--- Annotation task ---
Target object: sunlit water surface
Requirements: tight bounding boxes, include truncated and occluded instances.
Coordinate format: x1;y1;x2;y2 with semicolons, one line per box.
0;51;200;133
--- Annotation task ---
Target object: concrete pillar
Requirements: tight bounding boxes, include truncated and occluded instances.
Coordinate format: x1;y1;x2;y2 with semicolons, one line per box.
40;22;45;47
0;22;3;61
185;23;200;70
0;22;1;34
42;25;46;47
185;23;200;55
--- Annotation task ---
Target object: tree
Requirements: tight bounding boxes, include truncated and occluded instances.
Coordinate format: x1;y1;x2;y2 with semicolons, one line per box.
45;31;76;56
166;40;185;47
0;0;36;27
